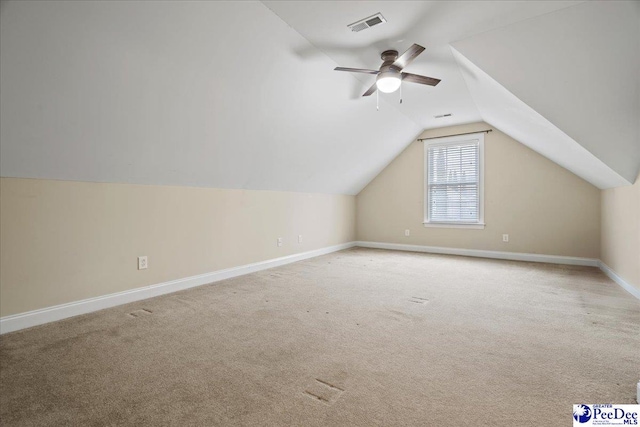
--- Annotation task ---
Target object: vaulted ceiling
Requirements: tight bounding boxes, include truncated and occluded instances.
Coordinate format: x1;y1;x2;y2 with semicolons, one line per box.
1;1;638;194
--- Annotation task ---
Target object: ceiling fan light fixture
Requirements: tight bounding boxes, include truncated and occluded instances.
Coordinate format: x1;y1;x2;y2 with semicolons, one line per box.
333;43;440;98
376;71;401;93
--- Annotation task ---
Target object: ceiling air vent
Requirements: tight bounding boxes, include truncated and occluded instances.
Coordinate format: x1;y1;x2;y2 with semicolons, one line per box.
347;13;387;32
434;113;452;119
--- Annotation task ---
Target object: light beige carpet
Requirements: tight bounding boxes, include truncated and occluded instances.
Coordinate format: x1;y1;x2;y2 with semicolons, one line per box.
1;248;639;426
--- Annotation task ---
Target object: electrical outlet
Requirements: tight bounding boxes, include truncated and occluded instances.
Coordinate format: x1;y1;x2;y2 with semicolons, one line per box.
298;235;303;244
277;237;283;247
138;256;148;270
404;229;410;237
502;234;509;243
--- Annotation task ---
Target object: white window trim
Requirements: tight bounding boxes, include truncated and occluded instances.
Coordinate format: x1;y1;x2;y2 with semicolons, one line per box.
423;132;485;229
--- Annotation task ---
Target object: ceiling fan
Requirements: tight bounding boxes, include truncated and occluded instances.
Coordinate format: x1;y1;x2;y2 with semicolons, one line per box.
334;43;440;97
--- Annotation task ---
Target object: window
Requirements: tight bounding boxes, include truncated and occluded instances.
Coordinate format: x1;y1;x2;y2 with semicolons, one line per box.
424;132;484;229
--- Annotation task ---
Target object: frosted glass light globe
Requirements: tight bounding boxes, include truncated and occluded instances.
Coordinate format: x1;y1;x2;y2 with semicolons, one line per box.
376;71;401;93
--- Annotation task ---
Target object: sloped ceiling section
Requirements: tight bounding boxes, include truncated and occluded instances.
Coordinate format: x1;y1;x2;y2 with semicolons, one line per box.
452;1;640;186
451;48;629;189
0;1;421;195
2;1;637;195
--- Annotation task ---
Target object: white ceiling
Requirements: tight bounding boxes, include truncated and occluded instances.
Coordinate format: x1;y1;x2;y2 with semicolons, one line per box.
266;0;639;187
1;1;638;194
264;0;583;130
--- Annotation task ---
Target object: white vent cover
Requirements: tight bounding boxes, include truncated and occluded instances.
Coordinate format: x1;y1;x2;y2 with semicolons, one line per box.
347;13;386;32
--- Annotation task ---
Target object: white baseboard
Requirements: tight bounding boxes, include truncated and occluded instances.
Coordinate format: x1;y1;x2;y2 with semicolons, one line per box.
0;242;357;335
3;241;636;334
355;241;599;266
598;261;640;301
356;241;640;301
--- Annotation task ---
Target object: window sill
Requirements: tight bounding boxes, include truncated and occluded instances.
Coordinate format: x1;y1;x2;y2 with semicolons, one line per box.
423;222;485;230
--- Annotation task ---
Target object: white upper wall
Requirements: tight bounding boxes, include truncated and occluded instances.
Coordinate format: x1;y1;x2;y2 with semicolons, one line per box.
0;1;420;195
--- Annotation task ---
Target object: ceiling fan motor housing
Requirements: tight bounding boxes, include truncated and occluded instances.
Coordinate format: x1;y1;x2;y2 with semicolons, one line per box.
380;50;401;73
376;50;402;93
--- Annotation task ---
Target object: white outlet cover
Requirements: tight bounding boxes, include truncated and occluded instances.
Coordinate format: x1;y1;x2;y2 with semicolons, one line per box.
405;229;410;237
502;234;509;242
138;256;148;270
298;235;303;243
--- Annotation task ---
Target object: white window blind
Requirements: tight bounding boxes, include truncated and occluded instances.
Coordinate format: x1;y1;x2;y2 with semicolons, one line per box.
426;140;480;223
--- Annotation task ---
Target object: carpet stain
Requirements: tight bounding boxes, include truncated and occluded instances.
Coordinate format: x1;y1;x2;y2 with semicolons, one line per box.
128;308;153;318
303;378;345;405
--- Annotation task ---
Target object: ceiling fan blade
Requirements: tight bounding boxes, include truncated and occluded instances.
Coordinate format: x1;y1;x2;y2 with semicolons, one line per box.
401;72;441;86
393;44;425;70
334;67;380;75
362;82;377;97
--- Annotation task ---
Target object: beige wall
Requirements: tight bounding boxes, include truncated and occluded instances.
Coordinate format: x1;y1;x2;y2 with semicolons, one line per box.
601;172;640;291
357;123;601;258
0;178;356;317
